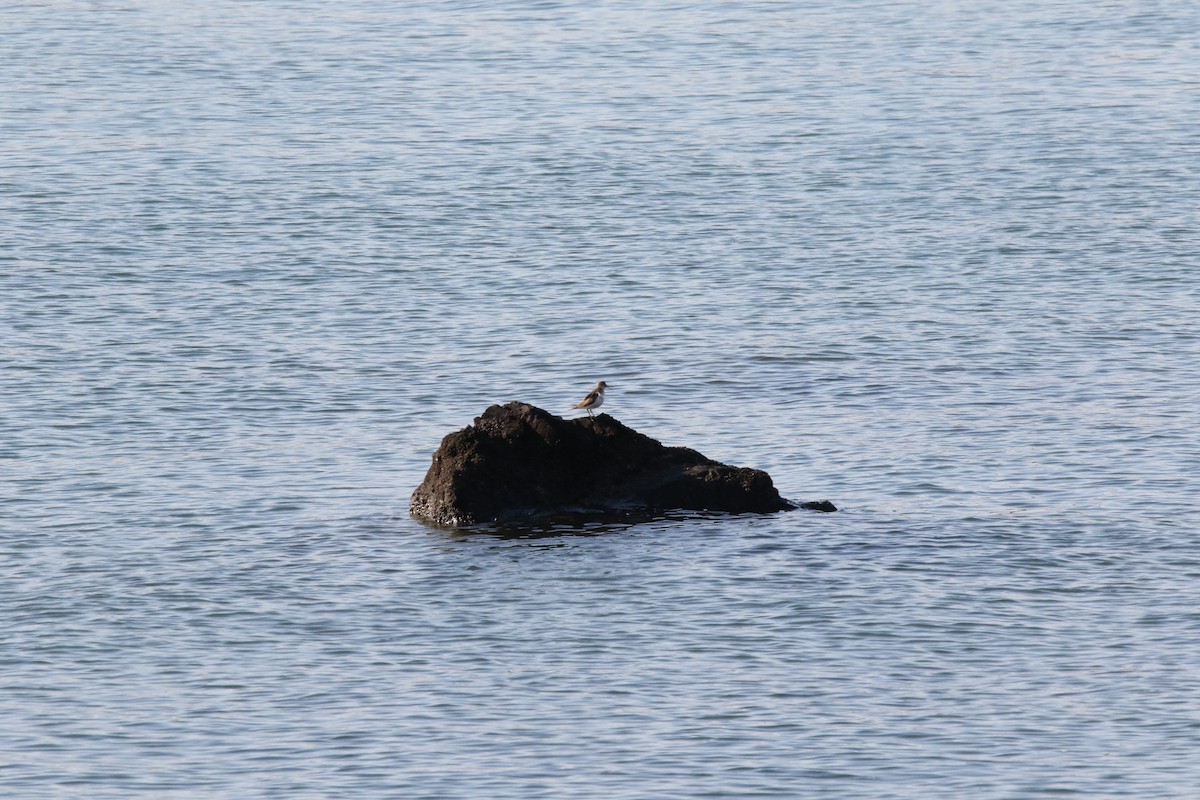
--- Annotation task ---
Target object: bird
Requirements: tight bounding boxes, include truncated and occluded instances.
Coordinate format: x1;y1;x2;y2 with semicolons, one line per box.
572;380;608;418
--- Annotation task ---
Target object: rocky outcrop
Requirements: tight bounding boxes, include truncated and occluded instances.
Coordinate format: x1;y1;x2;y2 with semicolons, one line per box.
410;402;836;526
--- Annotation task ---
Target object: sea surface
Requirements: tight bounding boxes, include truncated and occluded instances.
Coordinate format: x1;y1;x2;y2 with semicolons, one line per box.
3;1;1199;797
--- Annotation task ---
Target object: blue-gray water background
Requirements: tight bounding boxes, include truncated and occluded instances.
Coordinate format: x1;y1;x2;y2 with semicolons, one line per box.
3;1;1199;797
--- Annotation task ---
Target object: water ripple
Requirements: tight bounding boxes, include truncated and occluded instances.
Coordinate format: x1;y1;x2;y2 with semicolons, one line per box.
4;0;1200;797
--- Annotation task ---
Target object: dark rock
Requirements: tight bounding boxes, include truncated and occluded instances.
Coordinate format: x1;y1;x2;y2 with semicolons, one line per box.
410;402;836;526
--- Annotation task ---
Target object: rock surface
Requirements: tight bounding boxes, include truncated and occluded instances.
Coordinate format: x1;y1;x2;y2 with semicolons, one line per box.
410;402;836;526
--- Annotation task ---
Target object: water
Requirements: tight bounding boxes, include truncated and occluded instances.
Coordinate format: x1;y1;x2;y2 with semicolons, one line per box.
3;0;1199;797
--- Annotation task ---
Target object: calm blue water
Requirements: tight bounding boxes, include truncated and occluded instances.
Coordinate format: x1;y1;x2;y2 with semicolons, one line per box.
3;1;1200;797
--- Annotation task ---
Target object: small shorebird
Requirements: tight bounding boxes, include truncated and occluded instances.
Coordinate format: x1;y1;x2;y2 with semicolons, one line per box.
572;381;608;418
